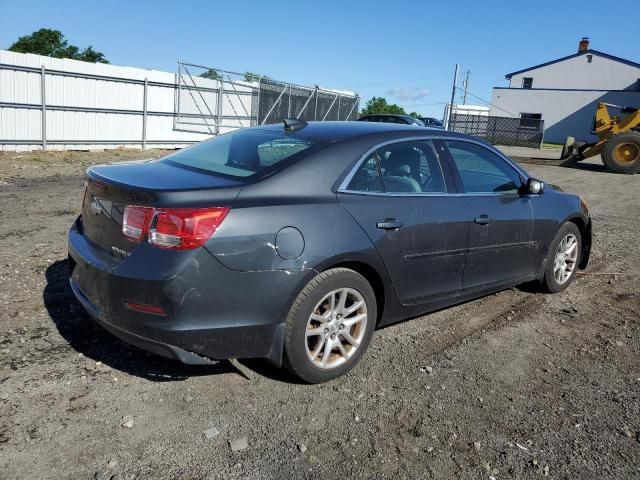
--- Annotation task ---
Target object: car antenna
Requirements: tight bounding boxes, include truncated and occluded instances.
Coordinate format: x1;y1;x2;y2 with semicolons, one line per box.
283;118;308;132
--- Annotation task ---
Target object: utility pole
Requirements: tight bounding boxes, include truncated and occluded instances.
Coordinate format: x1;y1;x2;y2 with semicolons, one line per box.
462;70;470;105
445;63;459;131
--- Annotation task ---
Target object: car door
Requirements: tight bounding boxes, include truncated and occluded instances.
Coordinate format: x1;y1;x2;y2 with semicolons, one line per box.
442;140;537;289
337;139;469;304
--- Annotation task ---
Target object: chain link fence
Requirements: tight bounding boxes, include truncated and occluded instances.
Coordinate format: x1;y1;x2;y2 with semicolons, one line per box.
449;113;544;148
176;62;359;134
175;64;254;134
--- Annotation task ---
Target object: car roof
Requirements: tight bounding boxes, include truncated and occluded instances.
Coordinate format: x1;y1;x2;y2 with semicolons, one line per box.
235;121;527;198
256;120;454;142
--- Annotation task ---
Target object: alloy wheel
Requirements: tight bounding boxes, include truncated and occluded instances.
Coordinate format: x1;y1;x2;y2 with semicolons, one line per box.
305;288;368;369
554;233;578;285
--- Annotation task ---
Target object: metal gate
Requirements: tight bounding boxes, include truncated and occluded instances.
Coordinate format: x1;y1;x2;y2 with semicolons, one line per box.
175;62;359;135
448;113;544;148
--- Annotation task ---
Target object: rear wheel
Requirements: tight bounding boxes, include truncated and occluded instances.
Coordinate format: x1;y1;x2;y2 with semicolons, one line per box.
541;222;582;293
602;132;640;174
283;268;376;383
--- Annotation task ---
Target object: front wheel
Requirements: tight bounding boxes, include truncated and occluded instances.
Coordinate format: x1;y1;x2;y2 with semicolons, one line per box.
283;268;376;383
541;222;582;293
602;132;640;174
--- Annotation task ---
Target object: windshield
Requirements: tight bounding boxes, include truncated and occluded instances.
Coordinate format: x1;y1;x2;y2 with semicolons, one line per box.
407;117;426;126
164;128;326;178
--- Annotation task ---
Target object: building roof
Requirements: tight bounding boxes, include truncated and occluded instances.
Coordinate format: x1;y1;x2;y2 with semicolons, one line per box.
505;49;640;79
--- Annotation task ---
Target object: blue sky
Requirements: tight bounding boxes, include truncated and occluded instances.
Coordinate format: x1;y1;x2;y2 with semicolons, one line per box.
1;0;638;118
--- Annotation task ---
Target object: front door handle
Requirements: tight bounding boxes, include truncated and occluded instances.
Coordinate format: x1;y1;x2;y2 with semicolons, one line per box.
376;220;403;230
474;215;491;225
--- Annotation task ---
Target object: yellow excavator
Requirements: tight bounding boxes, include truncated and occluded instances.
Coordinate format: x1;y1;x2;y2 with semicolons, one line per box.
561;101;640;174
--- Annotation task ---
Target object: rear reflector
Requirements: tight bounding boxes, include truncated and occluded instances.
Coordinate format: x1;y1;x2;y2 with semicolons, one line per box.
122;206;230;250
123;301;166;316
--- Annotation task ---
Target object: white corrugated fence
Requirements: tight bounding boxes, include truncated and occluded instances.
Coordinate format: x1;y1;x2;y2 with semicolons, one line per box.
0;50;230;151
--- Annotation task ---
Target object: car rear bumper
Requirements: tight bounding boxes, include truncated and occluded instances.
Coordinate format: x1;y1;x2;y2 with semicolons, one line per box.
67;219;310;365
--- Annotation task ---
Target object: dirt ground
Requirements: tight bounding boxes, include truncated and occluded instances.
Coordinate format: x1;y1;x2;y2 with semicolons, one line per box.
0;149;638;480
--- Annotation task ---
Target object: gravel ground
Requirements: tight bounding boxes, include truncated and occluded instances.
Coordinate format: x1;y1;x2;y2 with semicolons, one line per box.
0;150;638;480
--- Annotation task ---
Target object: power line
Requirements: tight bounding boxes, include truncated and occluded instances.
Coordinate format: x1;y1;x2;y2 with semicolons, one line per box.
404;102;447;107
363;71;460;88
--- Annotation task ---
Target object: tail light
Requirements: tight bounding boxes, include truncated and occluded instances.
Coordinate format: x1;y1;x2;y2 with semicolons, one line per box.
122;206;229;250
122;206;154;241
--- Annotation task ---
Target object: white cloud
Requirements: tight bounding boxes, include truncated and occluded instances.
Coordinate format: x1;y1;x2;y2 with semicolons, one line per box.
385;87;431;101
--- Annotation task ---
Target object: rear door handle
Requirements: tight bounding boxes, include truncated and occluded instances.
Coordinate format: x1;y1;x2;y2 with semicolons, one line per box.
376;220;403;230
474;215;491;225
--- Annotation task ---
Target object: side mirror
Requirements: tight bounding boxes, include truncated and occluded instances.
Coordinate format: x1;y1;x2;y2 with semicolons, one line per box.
526;178;545;194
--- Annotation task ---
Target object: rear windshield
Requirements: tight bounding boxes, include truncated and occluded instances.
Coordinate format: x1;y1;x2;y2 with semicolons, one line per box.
164;128;326;178
406;117;425;126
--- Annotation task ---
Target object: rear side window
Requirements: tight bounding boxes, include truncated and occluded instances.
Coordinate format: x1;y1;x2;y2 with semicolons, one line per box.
346;140;446;194
346;154;383;192
446;141;521;194
379;141;445;193
164;129;325;178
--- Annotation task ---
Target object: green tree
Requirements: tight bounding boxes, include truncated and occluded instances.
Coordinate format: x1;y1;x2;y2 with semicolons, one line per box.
199;69;221;80
360;96;407;116
244;71;270;82
76;46;108;63
8;28;109;63
408;111;421;119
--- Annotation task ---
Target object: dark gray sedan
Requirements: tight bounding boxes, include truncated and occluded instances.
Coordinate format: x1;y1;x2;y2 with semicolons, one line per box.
68;120;592;383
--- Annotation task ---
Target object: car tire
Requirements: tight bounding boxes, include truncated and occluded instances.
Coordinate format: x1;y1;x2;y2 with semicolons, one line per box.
601;132;640;174
283;268;377;383
541;222;582;293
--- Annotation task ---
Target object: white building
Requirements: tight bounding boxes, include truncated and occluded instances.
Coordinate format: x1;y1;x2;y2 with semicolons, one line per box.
451;104;490;116
490;38;640;143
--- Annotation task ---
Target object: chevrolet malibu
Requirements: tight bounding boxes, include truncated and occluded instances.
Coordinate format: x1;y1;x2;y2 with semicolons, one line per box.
68;120;592;383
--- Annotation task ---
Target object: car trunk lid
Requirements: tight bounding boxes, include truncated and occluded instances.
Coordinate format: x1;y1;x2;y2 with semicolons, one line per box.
81;159;243;259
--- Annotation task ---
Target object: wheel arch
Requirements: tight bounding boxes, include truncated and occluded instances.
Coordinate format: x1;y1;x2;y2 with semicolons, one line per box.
293;251;395;329
321;260;387;326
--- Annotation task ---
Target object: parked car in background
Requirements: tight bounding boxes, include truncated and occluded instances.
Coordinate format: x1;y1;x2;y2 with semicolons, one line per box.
420;117;444;129
358;114;426;126
68;120;592;383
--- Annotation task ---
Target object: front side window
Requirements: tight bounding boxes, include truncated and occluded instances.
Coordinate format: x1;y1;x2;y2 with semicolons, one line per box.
164;129;326;178
446;141;521;194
